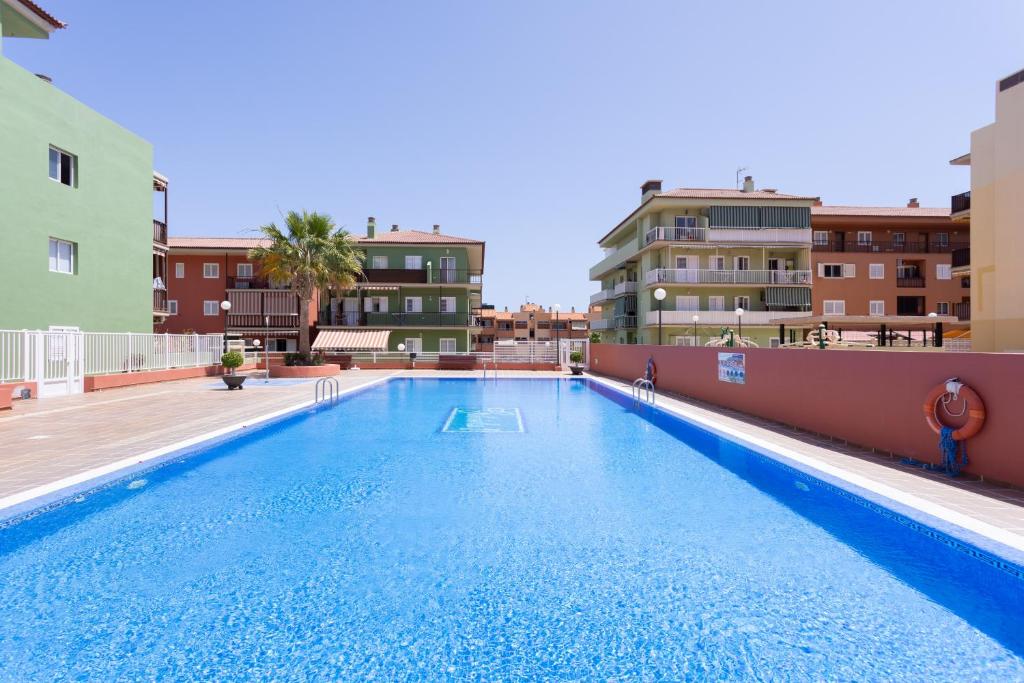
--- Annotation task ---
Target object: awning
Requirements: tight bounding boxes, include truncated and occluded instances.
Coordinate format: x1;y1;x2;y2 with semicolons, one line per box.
765;287;811;308
312;329;391;351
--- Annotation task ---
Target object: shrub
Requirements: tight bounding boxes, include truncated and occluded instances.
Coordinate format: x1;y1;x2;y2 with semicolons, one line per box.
221;350;244;371
589;332;600;343
569;350;584;364
284;352;325;367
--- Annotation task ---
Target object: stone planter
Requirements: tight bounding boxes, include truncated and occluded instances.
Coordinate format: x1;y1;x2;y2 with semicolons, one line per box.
222;374;247;390
569;365;584;375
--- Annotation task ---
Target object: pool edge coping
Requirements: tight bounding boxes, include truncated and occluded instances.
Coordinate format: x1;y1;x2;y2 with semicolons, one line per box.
585;374;1024;568
0;372;400;523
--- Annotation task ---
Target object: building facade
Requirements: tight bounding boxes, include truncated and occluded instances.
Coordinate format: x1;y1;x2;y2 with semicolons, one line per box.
589;178;816;347
951;67;1024;352
0;1;161;333
160;238;308;352
810;201;970;322
476;303;589;351
318;220;484;353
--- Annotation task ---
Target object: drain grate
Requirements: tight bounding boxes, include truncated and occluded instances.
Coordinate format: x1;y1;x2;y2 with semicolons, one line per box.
442;407;524;433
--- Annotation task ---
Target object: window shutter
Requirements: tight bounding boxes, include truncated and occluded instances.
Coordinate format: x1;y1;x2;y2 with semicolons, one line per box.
844;263;856;278
364;298;373;312
379;297;389;313
817;263;825;278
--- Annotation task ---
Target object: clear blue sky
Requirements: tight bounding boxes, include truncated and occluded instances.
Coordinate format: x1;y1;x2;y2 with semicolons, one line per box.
6;0;1022;309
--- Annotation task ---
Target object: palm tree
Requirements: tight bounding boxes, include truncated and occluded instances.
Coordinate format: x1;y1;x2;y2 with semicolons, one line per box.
250;211;363;356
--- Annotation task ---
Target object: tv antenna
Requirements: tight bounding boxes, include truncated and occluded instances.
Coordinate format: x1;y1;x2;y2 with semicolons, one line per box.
735;166;748;190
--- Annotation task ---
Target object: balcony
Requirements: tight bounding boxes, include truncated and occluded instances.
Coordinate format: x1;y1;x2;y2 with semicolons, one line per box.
613;281;638;296
812;240;968;254
359;268;482;285
226;290;300;328
153;289;168;314
590;288;613;305
645;226;708;244
228;276;273;289
951;191;971;217
954;301;971;322
590;318;611;331
153;220;167;245
614;315;637;329
896;276;926;288
589;240;640;280
645;226;811;246
645;269;812;286
952;247;970;270
645;310;810;326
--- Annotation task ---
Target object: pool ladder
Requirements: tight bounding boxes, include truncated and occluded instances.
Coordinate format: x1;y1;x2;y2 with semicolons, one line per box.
314;377;340;404
632;378;656;405
482;361;497;380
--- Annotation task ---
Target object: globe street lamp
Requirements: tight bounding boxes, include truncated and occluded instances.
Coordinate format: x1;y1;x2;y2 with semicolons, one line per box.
692;314;699;347
220;300;232;351
735;307;744;343
654;288;667;345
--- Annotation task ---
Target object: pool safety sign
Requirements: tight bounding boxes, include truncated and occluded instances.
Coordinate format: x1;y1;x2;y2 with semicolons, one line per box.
718;352;746;384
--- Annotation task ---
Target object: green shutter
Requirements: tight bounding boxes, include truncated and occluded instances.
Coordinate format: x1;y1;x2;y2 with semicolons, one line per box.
765;287;811;310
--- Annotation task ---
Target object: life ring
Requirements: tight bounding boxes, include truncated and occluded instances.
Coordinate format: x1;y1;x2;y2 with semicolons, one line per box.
923;381;985;441
646;357;657;386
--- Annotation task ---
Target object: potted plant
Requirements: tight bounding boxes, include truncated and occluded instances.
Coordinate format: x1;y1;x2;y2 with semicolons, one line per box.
221;350;247;390
569;350;585;375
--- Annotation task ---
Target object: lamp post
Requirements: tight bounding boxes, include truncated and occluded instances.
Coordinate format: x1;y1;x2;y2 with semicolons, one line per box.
654;288;667;345
264;314;271;379
553;304;561;347
220;300;232;352
928;311;939;347
692;314;699;347
735;307;744;344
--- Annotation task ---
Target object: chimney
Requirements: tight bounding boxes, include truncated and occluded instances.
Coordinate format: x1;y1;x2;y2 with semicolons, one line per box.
432;224;440;235
907;197;920;208
391;224;399;232
366;216;376;239
813;198;823;207
742;175;755;193
641;179;663;202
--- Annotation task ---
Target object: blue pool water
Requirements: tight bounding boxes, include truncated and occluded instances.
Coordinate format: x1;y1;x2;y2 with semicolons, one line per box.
1;378;1023;680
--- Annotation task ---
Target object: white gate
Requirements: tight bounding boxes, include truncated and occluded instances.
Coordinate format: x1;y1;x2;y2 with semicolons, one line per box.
558;339;589;369
38;328;85;397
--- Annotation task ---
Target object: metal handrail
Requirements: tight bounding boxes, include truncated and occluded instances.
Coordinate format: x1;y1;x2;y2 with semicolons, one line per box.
314;376;340;403
631;377;656;405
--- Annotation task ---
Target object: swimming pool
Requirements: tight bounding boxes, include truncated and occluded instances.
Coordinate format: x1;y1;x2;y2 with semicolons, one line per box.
1;378;1022;679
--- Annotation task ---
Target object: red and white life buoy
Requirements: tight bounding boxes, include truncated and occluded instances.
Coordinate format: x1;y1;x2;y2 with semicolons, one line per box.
922;381;985;441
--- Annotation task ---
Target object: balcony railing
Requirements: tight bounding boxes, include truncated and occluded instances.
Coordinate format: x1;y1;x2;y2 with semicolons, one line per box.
952;247;970;269
645;226;811;246
226;290;300;328
613;281;638;296
646;310;810;326
153;289;168;313
951;191;971;215
227;276;277;289
645;226;708;244
335;312;480;327
589;240;641;280
590;289;613;305
590;319;611;330
360;268;483;285
645;269;812;286
614;315;637;329
954;302;971;322
812;240;967;254
896;276;926;288
153;220;167;245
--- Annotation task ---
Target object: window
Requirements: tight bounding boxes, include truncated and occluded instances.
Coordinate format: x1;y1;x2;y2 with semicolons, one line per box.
203;300;220;316
404;296;422;313
439;296;456;313
203;263;219;278
236;263;253;278
674;215;697;228
675;295;699;311
675;255;696;269
48;238;75;274
857;231;872;245
823;300;846;315
363;296;388;313
869;263;884;279
405;255;423;270
175;262;185;278
734;256;750;271
935;233;949;247
709;256;725;271
936;264;952;280
821;263;844;278
767;258;781;271
734;296;750;310
869;300;885;316
439;338;457;353
813;231;829;246
769;338;781;348
936;302;950;315
708;296;725;311
404;338;422;354
168;300;179;315
48;146;75;186
371;255;388;269
892;232;905;246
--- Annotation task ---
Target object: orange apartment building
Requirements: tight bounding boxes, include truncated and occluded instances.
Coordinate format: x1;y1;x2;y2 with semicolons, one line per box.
157;237;313;352
476;303;589;350
809;200;970;333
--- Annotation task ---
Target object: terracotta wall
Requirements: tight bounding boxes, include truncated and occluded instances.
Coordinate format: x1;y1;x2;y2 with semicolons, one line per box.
590;344;1024;488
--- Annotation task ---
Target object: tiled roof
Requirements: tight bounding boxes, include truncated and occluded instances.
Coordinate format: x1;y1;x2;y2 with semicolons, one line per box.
656;188;817;201
812;205;950;217
357;229;482;245
16;0;66;28
168;237;272;250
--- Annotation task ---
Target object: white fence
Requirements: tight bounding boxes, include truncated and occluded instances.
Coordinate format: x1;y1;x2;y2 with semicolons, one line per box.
0;330;224;398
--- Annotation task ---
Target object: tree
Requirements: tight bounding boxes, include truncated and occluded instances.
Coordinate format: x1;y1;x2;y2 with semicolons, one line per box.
250;211;364;355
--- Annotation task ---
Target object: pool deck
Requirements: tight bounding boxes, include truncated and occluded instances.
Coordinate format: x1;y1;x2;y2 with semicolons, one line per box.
1;370;1023;555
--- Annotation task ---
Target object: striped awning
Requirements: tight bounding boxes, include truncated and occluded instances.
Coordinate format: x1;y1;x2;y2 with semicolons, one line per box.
765;286;811;308
312;329;391;351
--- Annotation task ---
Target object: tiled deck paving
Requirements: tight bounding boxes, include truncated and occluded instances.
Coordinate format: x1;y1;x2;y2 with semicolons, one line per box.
1;369;1023;549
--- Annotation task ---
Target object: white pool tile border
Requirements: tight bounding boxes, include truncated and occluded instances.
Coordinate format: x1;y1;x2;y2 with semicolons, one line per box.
586;374;1024;561
0;373;399;523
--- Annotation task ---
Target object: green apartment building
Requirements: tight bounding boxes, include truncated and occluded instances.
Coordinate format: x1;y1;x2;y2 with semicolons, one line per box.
590;178;816;347
0;0;163;333
316;219;484;353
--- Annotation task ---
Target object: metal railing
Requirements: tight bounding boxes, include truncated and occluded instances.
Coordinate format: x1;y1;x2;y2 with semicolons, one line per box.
152;220;167;245
811;240;967;253
590;289;613;304
632;378;655;405
364;312;479;327
647;310;810;326
954;301;971;322
645;226;708;244
338;342;559;365
952;248;970;269
153;289;168;313
896;276;926;288
645;268;812;285
359;268;483;285
314;377;340;403
613;281;638;296
614;315;637;329
951;191;971;214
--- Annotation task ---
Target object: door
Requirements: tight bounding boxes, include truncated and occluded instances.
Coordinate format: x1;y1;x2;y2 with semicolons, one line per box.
38;327;84;397
404;338;422;355
342;297;359;325
440;256;456;283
